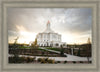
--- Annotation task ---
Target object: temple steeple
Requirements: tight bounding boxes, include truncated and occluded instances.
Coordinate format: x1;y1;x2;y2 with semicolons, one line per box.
44;20;54;33
36;20;66;47
47;20;50;30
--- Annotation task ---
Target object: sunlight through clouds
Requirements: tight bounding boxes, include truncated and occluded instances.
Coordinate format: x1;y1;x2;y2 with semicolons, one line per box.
8;8;92;44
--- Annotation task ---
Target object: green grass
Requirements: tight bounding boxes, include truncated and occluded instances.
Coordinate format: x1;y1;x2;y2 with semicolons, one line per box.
38;48;46;51
19;46;31;49
38;47;61;52
46;47;61;51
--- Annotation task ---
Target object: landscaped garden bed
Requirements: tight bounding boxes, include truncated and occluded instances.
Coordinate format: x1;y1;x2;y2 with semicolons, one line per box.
9;48;63;57
9;56;91;64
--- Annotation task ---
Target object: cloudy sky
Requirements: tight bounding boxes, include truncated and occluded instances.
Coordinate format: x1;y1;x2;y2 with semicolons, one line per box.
7;8;92;44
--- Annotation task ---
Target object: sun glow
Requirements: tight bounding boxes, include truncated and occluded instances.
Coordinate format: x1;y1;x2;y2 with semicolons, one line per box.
61;32;89;44
8;25;91;45
8;25;37;44
17;31;37;44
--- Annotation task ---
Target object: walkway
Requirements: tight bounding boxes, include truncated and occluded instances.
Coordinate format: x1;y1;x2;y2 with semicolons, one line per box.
9;47;92;61
39;47;92;61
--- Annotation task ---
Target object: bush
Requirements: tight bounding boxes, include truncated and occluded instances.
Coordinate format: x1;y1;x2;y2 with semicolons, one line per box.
48;59;55;64
37;58;46;63
73;61;76;63
9;56;21;63
45;58;49;62
57;61;61;63
41;59;46;63
89;61;92;63
9;56;25;63
64;61;67;64
26;57;31;63
55;62;57;64
9;56;36;63
9;56;15;63
37;58;55;64
80;61;83;63
37;58;43;62
18;57;25;63
41;60;46;63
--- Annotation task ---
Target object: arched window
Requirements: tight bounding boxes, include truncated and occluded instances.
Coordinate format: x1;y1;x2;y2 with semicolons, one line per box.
50;44;53;47
44;44;47;47
55;43;59;46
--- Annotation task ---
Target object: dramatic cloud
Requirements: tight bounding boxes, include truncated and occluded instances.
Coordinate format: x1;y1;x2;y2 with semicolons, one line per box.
7;8;92;44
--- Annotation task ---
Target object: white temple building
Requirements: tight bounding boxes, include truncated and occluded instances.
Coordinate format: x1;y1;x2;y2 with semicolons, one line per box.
36;21;67;47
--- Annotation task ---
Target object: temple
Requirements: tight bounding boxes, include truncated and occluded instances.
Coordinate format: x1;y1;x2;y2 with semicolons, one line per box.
36;21;67;47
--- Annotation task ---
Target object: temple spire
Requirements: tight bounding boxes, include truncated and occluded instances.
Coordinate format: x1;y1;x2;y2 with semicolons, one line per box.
43;20;54;33
47;20;50;30
47;20;50;24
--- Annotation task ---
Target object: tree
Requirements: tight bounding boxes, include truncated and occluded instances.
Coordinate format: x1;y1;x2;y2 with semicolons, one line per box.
86;38;91;63
31;38;38;49
77;48;80;56
34;38;37;46
13;37;19;63
14;37;19;45
60;45;64;56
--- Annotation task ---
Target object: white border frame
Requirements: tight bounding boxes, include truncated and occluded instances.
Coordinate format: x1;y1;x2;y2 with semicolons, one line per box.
0;0;99;72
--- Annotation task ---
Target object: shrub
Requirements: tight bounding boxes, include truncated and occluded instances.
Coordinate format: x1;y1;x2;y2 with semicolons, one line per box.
9;56;14;63
80;61;83;63
32;57;36;62
18;57;25;63
73;61;76;63
9;56;36;63
37;58;55;64
41;59;46;63
38;58;46;63
89;61;92;63
38;58;43;62
55;61;57;64
9;56;24;63
48;59;55;64
26;57;30;63
41;58;46;63
57;61;61;63
45;58;49;62
25;57;33;63
64;61;67;64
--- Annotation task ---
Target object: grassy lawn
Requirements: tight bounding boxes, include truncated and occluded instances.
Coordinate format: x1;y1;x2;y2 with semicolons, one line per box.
38;47;61;51
19;46;31;49
45;47;61;51
18;46;61;52
38;48;47;51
